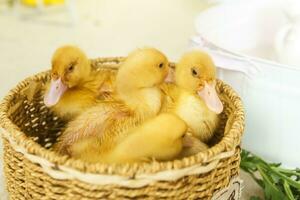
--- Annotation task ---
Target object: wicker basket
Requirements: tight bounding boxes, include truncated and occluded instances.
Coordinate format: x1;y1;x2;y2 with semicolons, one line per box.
0;57;245;200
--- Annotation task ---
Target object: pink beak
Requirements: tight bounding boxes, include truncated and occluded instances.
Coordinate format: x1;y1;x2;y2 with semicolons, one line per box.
197;81;223;114
44;78;68;107
164;67;175;83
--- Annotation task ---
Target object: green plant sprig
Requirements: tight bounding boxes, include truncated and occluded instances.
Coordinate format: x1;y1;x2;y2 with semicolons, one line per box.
240;149;300;200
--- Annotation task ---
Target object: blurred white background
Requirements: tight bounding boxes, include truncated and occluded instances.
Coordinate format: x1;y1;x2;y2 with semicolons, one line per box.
0;0;210;97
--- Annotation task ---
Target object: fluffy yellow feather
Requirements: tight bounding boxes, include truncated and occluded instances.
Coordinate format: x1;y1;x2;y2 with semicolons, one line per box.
161;50;224;156
44;45;116;120
54;48;180;163
70;113;187;163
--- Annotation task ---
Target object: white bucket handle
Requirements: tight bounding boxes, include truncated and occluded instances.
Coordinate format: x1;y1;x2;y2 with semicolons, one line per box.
189;34;262;79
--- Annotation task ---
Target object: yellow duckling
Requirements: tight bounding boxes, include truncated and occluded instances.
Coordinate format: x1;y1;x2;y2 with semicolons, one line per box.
44;45;115;120
161;50;223;155
54;48;174;162
70;113;187;163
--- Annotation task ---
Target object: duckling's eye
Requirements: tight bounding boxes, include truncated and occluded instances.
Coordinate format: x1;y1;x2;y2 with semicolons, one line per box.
68;64;75;72
158;63;164;69
51;72;58;79
191;68;199;77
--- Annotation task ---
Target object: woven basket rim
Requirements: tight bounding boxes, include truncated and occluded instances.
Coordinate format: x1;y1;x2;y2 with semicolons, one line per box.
0;57;245;176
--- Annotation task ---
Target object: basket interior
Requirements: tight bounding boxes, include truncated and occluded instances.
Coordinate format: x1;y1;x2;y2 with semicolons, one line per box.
6;74;66;149
5;71;229;152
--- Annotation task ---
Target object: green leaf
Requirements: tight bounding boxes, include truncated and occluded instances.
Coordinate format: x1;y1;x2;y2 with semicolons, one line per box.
257;166;287;200
269;163;282;168
270;168;300;189
241;161;257;172
277;168;300;177
240;150;300;200
283;180;295;200
256;178;265;188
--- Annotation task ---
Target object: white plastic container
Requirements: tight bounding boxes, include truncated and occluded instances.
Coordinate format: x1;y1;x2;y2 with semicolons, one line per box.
192;0;300;167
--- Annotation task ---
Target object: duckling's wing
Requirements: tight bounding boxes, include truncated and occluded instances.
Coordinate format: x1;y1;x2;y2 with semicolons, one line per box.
68;109;138;162
160;83;179;112
53;103;122;155
95;69;117;96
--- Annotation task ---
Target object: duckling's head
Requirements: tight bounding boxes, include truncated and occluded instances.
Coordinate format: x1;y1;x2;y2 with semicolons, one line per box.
116;48;169;91
44;45;91;107
115;48;169;115
51;45;91;88
176;50;223;114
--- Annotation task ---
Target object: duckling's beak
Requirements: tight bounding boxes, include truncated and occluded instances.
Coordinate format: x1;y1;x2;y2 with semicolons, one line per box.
197;81;223;114
44;78;67;107
164;67;175;83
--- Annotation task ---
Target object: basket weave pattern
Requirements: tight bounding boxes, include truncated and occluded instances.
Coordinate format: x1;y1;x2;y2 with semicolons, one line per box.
0;57;244;200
